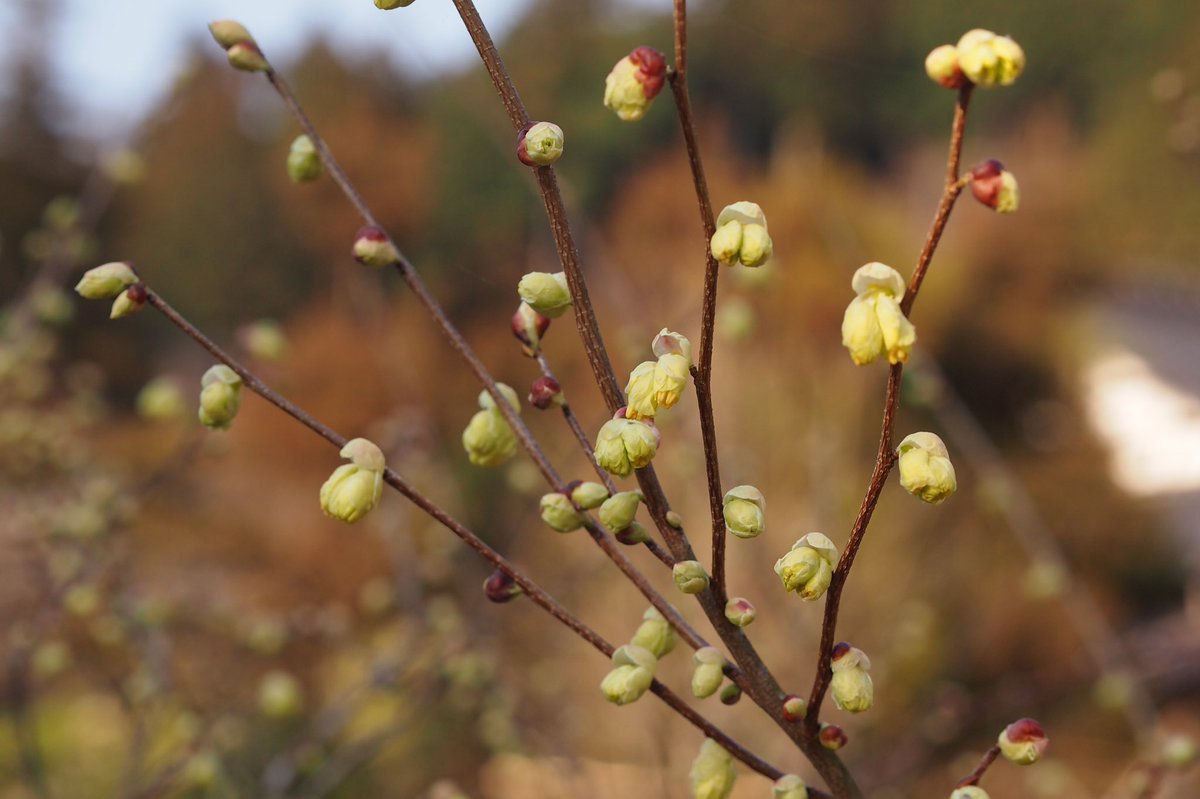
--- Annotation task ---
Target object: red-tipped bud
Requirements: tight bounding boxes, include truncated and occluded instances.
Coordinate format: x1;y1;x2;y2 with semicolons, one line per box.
483;570;522;604
528;376;564;410
998;718;1048;765
629;46;667;100
111;283;147;319
614;521;650;546
819;723;848;750
511;302;551;356
968;159;1019;213
226;41;269;73
782;694;808;721
516;121;564;167
720;683;742;705
352;225;399;267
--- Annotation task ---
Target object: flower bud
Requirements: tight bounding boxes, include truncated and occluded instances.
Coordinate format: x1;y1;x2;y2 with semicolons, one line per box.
631;606;677;658
720;683;742;705
483;569;523;603
830;643;873;713
673;560;709;594
478;384;520;413
375;0;417;8
319;438;385;523
600;644;657;705
598;490;641;532
689;739;736;799
615;522;649;545
724;597;756;627
540;491;583;533
652;329;692;362
258;670;303;718
594;412;659;477
110;283;147;319
625;360;658;419
722;485;765;539
710;202;772;267
528;376;564;410
239;319;288;361
774;774;809;799
925;44;965;89
950;788;990;799
774;533;838;600
511;302;551;355
603;46;667;122
1161;734;1198;768
841;262;915;366
956;29;1025;88
896;432;957;504
517;271;572;318
998;718;1048;765
782;694;807;721
691;647;726;699
198;365;243;430
819;723;848;750
137;377;186;422
570;481;609;510
208;20;255;49
227;41;269;73
652;352;690;411
352;225;399;267
463;386;520;468
968;159;1019;213
75;261;137;299
286;135;322;183
517;121;565;166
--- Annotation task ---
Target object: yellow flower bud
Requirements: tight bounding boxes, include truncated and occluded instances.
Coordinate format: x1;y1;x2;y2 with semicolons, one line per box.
110;285;147;319
594;415;659;477
896;431;957;504
950;788;990;799
773;774;809;799
227;41;269;73
924;44;965;89
830;643;873;713
841;262;915;366
630;606;677;658
286;135;322;183
539;492;583;533
75;261;137;299
691;647;726;699
774;533;837;600
208;20;255;49
652;352;689;410
198;365;242;429
625;360;658;420
724;597;756;627
600;644;657;705
137;377;186;422
258;670;303;718
722;485;765;539
603;46;667;122
239;319;288;361
352;225;399;267
673;560;710;594
710;202;772;267
319;438;385;524
997;718;1048;765
517;121;565;166
570;481;609;510
651;329;692;362
598;490;641;532
517;271;572;318
956;29;1024;88
689;739;736;799
463;384;521;468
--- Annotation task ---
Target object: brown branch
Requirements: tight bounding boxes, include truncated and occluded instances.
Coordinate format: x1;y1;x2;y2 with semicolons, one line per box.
955;745;1000;788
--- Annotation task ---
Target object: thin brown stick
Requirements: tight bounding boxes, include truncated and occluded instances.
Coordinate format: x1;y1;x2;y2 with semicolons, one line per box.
955;745;1000;788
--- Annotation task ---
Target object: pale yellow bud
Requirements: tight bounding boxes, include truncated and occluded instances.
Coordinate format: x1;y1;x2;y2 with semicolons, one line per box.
603;47;666;122
208;20;255;49
598;490;641;532
625;360;658;419
896;432;957;504
375;0;417;8
594;416;659;477
950;788;990;799
841;262;915;366
722;485;765;539
518;121;565;166
517;271;572;318
1161;735;1198;768
110;286;147;319
689;739;736;799
925;44;965;89
75;261;136;299
631;607;677;658
773;774;809;799
651;329;692;363
539;492;583;533
830;644;873;713
652;352;689;410
774;533;838;600
137;377;185;422
258;670;303;718
691;647;726;699
198;365;242;430
600;644;657;705
462;409;517;467
709;221;744;266
477;383;521;414
286;135;322;183
227;41;269;73
956;29;1025;87
724;597;756;627
738;223;773;267
711;201;772;267
997;718;1049;765
570;481;609;510
320;465;383;524
673;560;710;594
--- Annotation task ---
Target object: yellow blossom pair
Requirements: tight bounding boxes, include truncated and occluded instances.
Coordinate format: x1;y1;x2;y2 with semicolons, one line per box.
925;29;1025;89
625;329;692;420
841;262;916;366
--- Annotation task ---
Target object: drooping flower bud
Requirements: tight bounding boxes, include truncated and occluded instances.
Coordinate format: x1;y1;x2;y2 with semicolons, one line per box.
540;491;583;533
352;225;399;267
462;385;521;467
286;135;322;183
625;360;658;419
570;481;609;510
517;121;565;166
968;159;1020;213
691;647;726;699
528;376;564;410
896;432;957;504
603;46;667;122
774;533;838;600
137;377;186;422
773;774;809;799
925;44;966;89
782;694;807;721
689;739;736;799
956;29;1025;88
673;560;710;594
720;683;742;705
631;606;677;658
830;642;874;713
998;718;1049;765
208;20;256;49
599;490;642;532
724;597;756;627
511;302;551;356
600;644;657;705
517;271;572;318
258;670;303;718
652;352;690;411
722;485;765;539
841;262;915;366
615;522;650;545
710;202;773;267
819;723;848;750
594;411;659;477
75;261;137;299
319;438;385;523
198;365;243;430
483;569;523;603
375;0;417;8
950;787;990;799
226;41;270;73
110;283;147;319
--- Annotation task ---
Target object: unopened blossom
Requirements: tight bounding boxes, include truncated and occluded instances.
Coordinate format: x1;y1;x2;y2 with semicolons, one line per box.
950;788;991;799
286;135;322;183
691;647;726;699
774;533;838;600
631;606;677;658
598;490;641;532
594;412;659;477
517;271;572;318
956;29;1025;87
319;438;385;524
539;492;583;533
198;365;242;430
710;202;773;268
569;481;609;510
600;644;657;705
724;597;756;627
673;560;710;594
830;643;874;713
75;262;137;299
998;718;1049;765
462;385;521;468
896;432;957;504
969;159;1020;213
841;262;915;366
689;739;736;799
722;485;765;539
517;121;565;166
925;44;966;89
603;46;667;122
773;774;809;799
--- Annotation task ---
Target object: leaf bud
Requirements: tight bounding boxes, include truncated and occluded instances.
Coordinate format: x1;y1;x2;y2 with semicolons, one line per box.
689;738;736;799
539;491;583;533
517;121;565;166
615;522;650;545
286;135;322;183
570;481;609;510
352;225;399;267
719;683;742;705
226;41;269;73
600;644;657;705
528;376;564;410
598;490;641;532
319;438;385;523
710;202;773;267
997;718;1049;765
258;670;303;718
517;271;572;319
968;159;1020;213
603;46;667;122
782;694;807;722
691;646;726;699
198;365;243;430
956;29;1025;88
110;283;147;319
773;774;809;799
594;411;659;477
830;643;874;713
950;788;991;799
483;569;523;603
673;560;710;594
722;485;765;539
896;432;957;504
724;597;757;627
841;262;915;366
631;606;677;658
819;723;848;750
511;302;551;355
75;261;137;300
925;44;966;89
774;533;838;600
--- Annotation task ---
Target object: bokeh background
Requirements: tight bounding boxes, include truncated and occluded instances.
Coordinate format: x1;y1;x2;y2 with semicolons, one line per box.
2;0;1200;797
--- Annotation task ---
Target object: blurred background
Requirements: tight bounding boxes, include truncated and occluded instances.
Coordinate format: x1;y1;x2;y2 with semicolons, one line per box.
2;0;1200;797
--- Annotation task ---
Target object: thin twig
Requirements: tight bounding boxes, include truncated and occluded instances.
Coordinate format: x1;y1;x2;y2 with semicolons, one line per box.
955;745;1000;788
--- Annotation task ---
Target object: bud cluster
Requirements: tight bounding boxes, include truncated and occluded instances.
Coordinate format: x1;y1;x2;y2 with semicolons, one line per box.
74;261;146;319
208;20;269;73
924;29;1025;89
774;533;838;600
